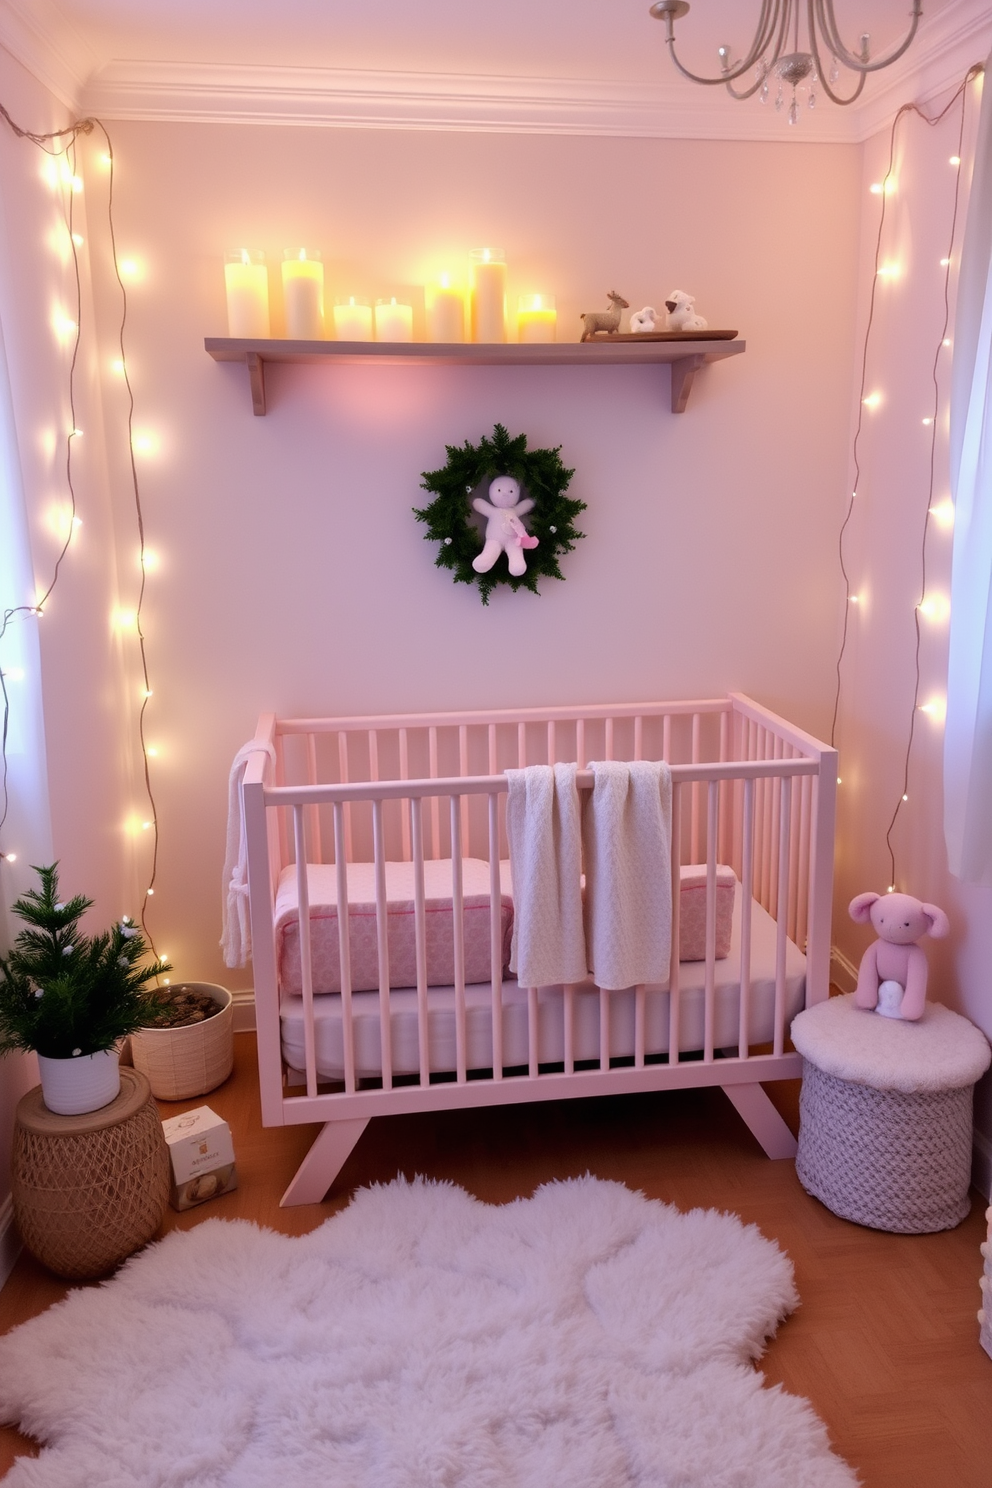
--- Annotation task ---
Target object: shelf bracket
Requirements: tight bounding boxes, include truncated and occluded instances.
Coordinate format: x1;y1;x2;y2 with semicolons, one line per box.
247;352;267;416
670;353;704;414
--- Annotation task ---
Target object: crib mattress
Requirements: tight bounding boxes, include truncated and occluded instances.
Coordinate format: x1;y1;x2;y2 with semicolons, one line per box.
280;885;804;1081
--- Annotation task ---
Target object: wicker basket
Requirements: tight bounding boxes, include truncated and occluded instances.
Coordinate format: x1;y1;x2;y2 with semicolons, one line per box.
130;982;234;1102
12;1068;169;1280
796;1059;974;1233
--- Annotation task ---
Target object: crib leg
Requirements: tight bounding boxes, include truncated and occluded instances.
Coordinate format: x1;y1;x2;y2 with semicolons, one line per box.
721;1083;798;1160
280;1118;370;1207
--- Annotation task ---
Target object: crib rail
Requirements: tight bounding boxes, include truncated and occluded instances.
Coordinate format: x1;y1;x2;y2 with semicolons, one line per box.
242;695;836;1132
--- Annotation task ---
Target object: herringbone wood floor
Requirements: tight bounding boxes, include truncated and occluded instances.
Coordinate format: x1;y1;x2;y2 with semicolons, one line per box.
0;1031;988;1485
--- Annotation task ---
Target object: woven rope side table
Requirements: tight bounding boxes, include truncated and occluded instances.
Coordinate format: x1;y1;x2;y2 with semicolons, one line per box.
791;994;991;1234
12;1067;170;1280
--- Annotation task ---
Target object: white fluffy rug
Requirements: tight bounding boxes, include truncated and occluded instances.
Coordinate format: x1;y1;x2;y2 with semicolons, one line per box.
0;1177;857;1487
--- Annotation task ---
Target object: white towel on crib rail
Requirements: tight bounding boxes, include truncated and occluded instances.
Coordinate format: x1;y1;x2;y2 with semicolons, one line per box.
506;763;587;989
583;760;673;991
220;740;277;968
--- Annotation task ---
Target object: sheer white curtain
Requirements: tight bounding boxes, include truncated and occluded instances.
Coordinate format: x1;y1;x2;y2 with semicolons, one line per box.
945;62;992;881
0;306;53;927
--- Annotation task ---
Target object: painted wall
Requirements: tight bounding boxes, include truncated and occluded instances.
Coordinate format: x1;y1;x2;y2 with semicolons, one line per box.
832;74;992;1157
73;120;860;999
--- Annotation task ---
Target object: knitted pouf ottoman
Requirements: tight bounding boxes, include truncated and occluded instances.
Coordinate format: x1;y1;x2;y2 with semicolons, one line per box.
791;994;991;1233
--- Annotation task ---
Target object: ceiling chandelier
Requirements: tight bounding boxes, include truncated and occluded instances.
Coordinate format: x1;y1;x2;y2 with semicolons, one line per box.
649;1;924;125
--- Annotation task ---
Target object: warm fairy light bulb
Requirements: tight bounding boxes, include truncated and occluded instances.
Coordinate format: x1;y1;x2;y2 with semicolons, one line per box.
919;697;947;723
142;820;152;830
4;853;16;863
870;178;896;196
887;884;896;893
71;233;84;247
836;776;842;785
918;594;949;622
862;392;882;408
849;594;860;605
111;358;125;376
950;155;961;166
100;153;111;167
940;257;951;268
120;258;140;279
141;550;159;570
69;427;82;438
146;747;159;757
142;687;153;698
876;262;901;279
943;338;952;348
146;887;154;895
53;313;77;341
3;668;25;682
114;609;137;629
922;416;933;426
930;499;954;530
902;794;909;802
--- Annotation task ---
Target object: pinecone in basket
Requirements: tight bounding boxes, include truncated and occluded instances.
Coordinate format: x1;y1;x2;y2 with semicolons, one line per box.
141;985;219;1029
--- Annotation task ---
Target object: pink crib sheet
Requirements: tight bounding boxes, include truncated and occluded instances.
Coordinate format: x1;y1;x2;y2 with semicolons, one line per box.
280;879;804;1080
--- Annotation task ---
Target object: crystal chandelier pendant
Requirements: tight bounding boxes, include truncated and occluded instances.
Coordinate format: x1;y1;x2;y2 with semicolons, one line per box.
788;94;799;126
775;83;784;112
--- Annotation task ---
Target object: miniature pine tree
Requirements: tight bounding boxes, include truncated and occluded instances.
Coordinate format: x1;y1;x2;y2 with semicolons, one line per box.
0;864;169;1059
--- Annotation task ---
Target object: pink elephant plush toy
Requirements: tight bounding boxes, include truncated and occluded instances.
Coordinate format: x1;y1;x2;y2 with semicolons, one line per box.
848;891;950;1021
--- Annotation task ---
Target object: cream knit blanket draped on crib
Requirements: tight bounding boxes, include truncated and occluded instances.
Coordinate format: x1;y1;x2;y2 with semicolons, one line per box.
506;760;672;991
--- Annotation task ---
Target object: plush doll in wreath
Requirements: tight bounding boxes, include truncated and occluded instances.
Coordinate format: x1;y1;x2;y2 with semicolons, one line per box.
472;475;539;577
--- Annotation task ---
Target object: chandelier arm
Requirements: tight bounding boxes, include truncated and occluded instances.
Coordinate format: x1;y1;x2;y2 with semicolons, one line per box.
661;0;782;88
813;0;923;75
722;5;792;102
807;5;868;107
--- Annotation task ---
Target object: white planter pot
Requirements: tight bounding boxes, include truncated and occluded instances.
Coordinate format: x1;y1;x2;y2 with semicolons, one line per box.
37;1048;121;1117
129;983;234;1102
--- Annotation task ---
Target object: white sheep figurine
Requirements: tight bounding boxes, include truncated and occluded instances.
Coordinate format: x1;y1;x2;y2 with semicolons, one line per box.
665;290;708;333
629;306;658;334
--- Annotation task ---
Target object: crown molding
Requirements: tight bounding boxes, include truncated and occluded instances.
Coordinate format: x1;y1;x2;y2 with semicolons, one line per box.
3;0;988;143
80;59;867;141
0;0;93;111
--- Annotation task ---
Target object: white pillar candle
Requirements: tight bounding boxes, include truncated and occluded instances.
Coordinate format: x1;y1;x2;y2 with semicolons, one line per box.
517;293;557;343
427;275;466;342
282;249;324;339
332;297;373;341
224;250;269;338
374;298;414;342
470;248;507;343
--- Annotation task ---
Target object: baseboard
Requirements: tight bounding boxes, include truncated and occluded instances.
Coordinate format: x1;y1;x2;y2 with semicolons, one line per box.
232;987;256;1033
830;946;858;995
0;1195;22;1291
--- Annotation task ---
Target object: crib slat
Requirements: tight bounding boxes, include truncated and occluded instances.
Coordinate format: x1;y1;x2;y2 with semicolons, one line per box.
564;985;575;1076
738;778;755;1058
668;782;682;1064
774;776;792;1058
451;797;467;1084
410;797;430;1087
489;792;504;1080
576;719;586;769
599;988;610;1070
718;709;730;867
787;765;801;943
333;804;356;1095
634;716;643;762
372;800;393;1091
690;713;701;863
605;717;614;761
306;734;323;865
292;806;318;1100
399;728;411;860
634;985;646;1068
488;723;498;773
337;731;354;862
429;728;441;860
796;773;812;951
527;987;539;1078
703;780;719;1064
459;725;471;853
769;734;783;913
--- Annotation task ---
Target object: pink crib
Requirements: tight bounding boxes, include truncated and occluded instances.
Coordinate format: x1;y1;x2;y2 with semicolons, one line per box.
240;694;837;1205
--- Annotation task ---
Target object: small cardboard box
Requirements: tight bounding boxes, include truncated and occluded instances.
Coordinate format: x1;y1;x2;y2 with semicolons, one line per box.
162;1105;238;1211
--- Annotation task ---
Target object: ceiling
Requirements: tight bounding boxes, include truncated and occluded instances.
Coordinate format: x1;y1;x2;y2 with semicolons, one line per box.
1;0;989;142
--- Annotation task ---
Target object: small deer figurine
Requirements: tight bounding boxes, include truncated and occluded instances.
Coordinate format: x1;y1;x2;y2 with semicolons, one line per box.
580;291;629;341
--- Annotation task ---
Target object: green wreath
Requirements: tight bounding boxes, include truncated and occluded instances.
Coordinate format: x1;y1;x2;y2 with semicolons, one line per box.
414;424;585;604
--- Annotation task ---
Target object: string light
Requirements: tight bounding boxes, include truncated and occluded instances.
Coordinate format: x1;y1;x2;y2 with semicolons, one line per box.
831;63;982;897
0;103;163;970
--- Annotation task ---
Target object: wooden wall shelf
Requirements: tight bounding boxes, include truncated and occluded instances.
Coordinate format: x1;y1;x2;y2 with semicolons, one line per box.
204;335;746;416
